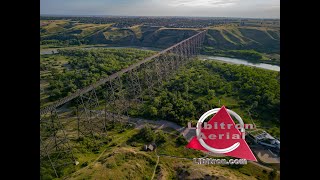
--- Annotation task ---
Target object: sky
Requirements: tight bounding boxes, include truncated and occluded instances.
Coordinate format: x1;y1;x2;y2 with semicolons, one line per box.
40;0;280;18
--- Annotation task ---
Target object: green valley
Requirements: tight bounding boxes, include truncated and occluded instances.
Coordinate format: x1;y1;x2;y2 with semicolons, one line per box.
40;18;280;65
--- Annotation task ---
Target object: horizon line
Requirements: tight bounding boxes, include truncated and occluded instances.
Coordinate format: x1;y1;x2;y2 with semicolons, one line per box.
40;14;280;20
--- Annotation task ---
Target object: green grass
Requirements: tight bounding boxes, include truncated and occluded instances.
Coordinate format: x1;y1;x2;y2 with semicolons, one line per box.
41;20;70;34
103;29;133;41
41;20;279;64
219;29;239;45
225;162;277;179
204;25;280;63
63;127;157;179
130;25;143;39
41;120;139;179
75;23;112;38
225;28;247;44
41;111;279;180
156;134;203;158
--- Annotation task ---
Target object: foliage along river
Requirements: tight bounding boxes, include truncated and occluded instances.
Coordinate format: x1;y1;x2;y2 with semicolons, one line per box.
199;55;280;71
40;47;280;71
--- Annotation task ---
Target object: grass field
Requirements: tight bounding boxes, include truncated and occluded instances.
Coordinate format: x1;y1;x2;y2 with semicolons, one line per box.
129;25;143;39
42;114;279;180
41;20;70;34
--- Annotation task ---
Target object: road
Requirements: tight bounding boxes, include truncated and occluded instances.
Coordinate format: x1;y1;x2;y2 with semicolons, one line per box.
122;114;280;174
151;150;160;180
67;111;280;178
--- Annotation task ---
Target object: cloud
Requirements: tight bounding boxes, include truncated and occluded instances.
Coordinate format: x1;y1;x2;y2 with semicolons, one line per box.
40;0;279;18
167;0;239;7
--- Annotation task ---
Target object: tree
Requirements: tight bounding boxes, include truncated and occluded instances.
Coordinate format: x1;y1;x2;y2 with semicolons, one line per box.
155;131;167;145
268;168;277;180
176;135;187;146
50;89;61;100
207;89;215;99
139;126;155;143
147;106;158;117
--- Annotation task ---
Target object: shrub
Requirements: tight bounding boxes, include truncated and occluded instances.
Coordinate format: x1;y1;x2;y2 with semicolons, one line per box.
269;169;277;179
155;131;167;144
128;126;156;143
130;142;138;147
105;162;117;169
81;161;88;167
175;135;187;146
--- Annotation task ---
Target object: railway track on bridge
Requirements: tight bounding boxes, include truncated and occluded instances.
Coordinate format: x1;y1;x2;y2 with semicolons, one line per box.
40;30;207;116
40;30;207;178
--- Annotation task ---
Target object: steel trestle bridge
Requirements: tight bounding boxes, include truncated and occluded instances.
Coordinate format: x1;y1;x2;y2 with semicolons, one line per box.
40;30;207;177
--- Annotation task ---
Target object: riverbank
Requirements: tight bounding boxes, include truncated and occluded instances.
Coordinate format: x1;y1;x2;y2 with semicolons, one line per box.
199;55;280;71
202;53;280;66
202;47;280;66
40;46;280;71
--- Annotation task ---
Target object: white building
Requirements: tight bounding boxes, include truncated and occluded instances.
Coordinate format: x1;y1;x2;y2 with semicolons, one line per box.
250;130;280;150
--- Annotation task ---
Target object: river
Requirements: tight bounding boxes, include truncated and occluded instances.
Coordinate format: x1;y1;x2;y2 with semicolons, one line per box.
40;47;280;71
199;55;280;71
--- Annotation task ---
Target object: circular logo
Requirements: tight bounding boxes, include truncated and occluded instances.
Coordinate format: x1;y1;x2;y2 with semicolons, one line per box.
196;108;245;154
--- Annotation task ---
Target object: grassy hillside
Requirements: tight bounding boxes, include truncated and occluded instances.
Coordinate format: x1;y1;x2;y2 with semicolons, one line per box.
87;27;198;48
203;24;280;64
40;20;280;64
40;21;199;49
41;120;279;180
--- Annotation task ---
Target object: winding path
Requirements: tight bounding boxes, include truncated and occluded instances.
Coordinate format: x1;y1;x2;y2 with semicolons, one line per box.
67;112;279;179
